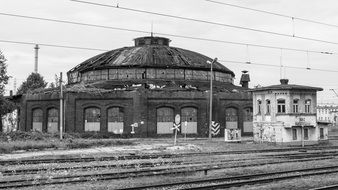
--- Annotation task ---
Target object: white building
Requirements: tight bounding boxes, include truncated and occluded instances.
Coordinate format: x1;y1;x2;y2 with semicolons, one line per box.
251;79;328;144
317;104;338;125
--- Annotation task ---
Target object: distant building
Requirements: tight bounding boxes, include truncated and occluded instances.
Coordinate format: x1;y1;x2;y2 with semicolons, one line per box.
251;79;328;144
317;104;338;125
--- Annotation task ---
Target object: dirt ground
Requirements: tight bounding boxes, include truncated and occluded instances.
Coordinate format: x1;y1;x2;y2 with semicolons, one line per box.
0;136;313;161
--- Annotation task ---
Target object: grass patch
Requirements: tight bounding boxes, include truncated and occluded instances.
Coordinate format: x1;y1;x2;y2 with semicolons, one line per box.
0;131;136;154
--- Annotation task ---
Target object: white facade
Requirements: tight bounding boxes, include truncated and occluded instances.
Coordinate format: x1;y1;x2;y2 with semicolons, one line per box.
252;79;327;144
317;104;338;125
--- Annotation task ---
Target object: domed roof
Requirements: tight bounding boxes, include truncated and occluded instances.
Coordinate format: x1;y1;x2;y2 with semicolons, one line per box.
68;36;234;76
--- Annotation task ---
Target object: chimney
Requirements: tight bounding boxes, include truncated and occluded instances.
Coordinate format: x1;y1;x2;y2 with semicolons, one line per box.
34;44;39;73
280;79;289;85
240;70;250;88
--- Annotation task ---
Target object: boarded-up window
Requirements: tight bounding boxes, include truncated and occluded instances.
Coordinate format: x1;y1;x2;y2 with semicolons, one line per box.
166;69;175;79
101;69;108;80
157;107;174;134
84;107;100;131
135;69;146;79
47;108;58;133
181;107;197;134
174;69;184;79
107;107;124;134
156;69;166;79
226;107;238;129
147;69;156;79
32;108;43;132
185;70;193;80
109;69;118;79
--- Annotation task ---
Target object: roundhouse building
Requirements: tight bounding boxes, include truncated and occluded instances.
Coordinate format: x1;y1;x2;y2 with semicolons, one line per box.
17;36;253;137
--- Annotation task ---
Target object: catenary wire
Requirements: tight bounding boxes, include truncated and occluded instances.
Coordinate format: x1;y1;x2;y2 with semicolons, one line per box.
0;39;108;52
205;0;338;29
219;59;338;73
2;38;338;74
70;0;338;46
0;12;335;55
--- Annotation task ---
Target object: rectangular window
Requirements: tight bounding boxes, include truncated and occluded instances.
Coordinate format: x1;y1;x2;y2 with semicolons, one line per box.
293;99;299;113
304;128;309;140
292;128;297;140
305;100;311;113
320;128;324;139
277;99;286;113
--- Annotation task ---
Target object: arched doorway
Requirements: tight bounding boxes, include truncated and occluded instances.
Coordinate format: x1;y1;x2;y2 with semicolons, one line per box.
225;107;238;129
84;107;101;131
47;108;58;133
32;108;43;132
181;107;197;134
243;107;253;133
157;107;174;134
107;107;124;134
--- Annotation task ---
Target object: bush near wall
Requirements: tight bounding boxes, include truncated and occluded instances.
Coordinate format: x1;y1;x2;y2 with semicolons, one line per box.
0;131;136;154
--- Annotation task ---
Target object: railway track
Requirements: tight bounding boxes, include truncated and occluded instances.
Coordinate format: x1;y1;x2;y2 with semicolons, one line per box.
0;145;337;166
2;150;337;176
119;165;338;190
1;154;337;189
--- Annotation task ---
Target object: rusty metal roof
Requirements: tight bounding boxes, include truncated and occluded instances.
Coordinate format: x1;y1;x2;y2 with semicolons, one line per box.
68;36;235;76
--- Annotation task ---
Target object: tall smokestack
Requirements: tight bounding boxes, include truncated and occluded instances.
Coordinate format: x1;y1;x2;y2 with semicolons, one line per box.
34;44;39;73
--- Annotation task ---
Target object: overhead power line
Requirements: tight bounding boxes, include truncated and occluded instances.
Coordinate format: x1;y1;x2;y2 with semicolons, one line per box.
205;0;338;29
219;59;338;73
0;12;335;55
2;38;338;74
70;0;338;46
0;39;108;52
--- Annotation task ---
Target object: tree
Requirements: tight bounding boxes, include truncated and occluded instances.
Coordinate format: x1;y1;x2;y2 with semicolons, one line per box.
48;74;60;88
0;51;15;132
17;72;47;94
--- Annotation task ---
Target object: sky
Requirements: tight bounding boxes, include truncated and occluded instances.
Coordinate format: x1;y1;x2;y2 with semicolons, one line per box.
1;0;338;104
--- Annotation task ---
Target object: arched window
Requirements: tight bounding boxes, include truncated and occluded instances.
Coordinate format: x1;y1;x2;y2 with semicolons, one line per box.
305;99;311;113
277;99;286;113
32;108;43;132
266;100;271;115
47;108;58;133
225;107;238;129
181;107;197;134
243;107;253;133
107;107;124;134
293;99;299;113
257;100;262;115
84;107;100;131
157;107;174;134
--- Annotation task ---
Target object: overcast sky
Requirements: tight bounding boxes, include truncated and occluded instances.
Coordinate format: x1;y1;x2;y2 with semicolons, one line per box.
1;0;338;103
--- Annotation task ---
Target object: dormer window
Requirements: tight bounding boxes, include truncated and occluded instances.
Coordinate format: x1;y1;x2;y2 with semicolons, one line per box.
305;99;311;113
293;99;299;113
277;99;286;113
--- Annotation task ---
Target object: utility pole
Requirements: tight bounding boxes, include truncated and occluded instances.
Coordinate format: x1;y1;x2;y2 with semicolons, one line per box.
59;72;63;140
34;44;39;73
208;58;217;140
